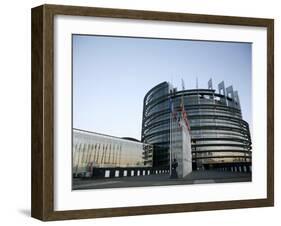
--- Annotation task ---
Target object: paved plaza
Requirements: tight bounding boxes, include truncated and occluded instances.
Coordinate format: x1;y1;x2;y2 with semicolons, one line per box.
73;170;252;190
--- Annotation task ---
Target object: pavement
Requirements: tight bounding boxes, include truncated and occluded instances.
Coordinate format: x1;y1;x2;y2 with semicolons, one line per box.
72;170;252;190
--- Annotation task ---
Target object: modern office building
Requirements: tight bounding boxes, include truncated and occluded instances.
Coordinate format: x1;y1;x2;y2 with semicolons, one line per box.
72;129;153;178
73;129;153;178
141;80;252;172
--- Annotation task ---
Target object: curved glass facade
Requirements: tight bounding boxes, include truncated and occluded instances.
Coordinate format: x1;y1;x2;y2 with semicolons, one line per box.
141;81;252;170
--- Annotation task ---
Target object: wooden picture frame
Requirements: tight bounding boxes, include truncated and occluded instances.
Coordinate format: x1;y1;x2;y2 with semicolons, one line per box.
31;4;274;221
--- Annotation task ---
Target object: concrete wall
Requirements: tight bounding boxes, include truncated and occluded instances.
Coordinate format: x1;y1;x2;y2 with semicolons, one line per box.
171;117;192;178
181;121;193;177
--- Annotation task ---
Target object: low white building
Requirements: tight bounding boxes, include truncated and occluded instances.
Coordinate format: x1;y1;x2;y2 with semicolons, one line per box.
73;129;153;176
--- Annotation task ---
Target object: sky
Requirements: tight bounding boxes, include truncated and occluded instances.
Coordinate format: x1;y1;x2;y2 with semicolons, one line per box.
73;35;252;140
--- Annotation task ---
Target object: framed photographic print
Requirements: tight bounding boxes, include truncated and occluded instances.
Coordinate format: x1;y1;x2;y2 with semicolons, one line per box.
31;4;274;221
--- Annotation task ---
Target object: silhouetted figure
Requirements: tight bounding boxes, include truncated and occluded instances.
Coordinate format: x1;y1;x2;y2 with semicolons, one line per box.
170;158;178;179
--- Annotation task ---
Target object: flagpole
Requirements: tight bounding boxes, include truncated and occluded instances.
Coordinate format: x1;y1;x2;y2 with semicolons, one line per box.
169;86;173;177
170;109;172;176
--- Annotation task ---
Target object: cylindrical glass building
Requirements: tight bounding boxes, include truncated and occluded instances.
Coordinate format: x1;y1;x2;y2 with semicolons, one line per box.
141;81;252;171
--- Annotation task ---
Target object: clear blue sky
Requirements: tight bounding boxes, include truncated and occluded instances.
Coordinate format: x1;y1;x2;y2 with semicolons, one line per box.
73;35;252;139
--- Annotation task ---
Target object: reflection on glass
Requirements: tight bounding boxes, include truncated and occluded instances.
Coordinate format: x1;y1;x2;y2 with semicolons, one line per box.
73;129;153;175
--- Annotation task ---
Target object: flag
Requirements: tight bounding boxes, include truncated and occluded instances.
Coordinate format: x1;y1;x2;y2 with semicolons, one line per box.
177;112;182;128
179;87;191;131
182;109;191;130
181;78;185;90
169;97;177;120
169;97;174;112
